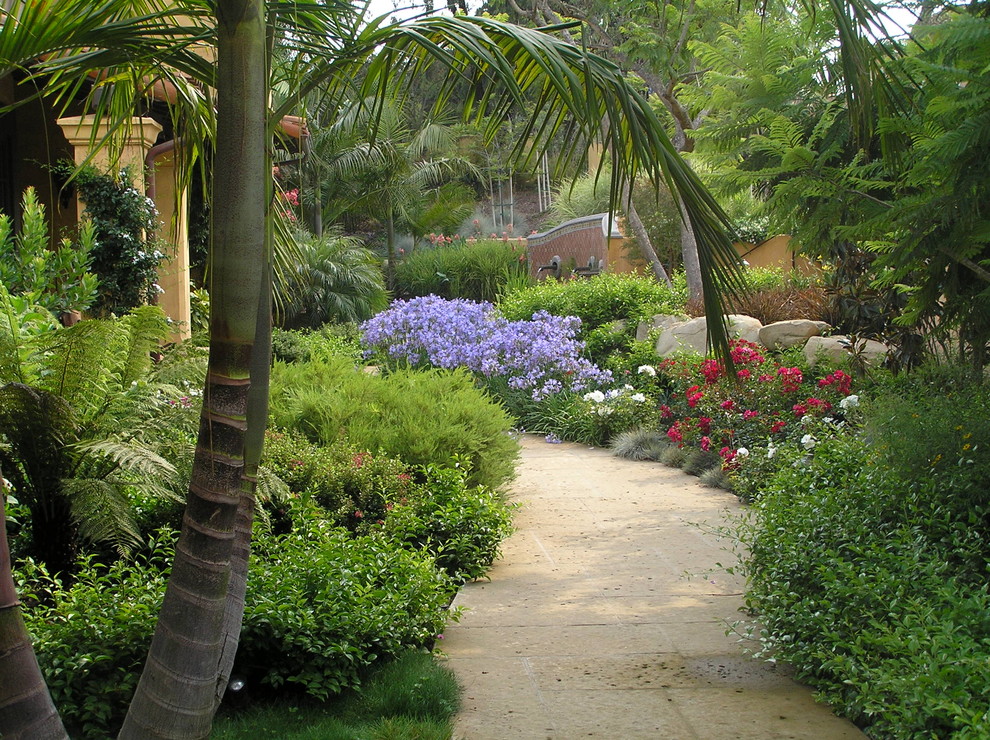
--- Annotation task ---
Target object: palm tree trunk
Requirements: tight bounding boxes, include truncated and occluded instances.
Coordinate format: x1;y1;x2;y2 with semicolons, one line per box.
119;1;270;737
386;210;397;290
0;493;68;740
214;251;271;708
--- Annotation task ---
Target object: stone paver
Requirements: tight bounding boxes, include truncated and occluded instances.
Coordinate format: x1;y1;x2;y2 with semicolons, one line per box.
442;435;864;739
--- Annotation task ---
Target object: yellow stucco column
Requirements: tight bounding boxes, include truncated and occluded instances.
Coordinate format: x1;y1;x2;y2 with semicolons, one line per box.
56;115;162;220
149;148;192;342
56;115;193;341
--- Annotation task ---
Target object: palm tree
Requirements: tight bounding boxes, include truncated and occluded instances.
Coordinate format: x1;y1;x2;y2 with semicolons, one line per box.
311;98;479;285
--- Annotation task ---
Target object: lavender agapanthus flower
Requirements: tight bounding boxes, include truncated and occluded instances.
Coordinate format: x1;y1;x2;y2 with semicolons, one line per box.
360;295;612;399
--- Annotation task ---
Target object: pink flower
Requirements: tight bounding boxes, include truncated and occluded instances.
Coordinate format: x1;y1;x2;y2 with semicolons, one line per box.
737;368;752;380
667;424;683;444
698;417;712;433
720;399;735;411
700;436;712;451
743;409;759;420
659;404;674;420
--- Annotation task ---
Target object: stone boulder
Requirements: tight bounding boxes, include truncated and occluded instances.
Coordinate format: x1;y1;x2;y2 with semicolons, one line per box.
759;319;830;350
804;335;888;367
635;313;690;342
654;314;763;357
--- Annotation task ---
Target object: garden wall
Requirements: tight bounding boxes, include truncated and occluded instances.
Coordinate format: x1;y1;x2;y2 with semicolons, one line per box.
526;213;622;279
735;235;817;275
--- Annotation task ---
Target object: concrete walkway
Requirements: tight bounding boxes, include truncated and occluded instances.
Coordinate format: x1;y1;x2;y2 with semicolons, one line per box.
442;435;865;739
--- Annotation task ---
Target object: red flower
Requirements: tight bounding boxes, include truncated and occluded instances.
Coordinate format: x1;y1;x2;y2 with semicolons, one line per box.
720;399;735;411
743;409;759;420
667;424;683;444
700;436;712;451
737;368;752;380
771;420;786;433
659;404;674;420
698;416;712;433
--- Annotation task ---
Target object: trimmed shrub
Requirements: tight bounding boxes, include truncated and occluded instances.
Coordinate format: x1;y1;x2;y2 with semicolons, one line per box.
737;433;990;738
236;516;452;700
498;272;686;334
269;355;518;490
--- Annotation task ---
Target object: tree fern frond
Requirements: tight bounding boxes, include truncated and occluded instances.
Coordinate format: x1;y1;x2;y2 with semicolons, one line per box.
73;438;180;493
118;305;171;388
63;476;142;555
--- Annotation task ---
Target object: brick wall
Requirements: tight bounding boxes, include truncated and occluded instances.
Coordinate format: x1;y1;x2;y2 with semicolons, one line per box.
526;213;611;279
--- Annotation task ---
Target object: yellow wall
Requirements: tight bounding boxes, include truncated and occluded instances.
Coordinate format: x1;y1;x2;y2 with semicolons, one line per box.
735;235;817;276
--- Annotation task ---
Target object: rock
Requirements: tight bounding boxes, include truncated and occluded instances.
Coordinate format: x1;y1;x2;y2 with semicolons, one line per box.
726;314;763;344
804;335;888;367
759;319;829;349
635;313;689;342
654;314;763;357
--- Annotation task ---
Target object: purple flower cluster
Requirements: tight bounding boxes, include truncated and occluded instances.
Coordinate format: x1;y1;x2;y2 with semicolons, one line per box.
360;295;612;399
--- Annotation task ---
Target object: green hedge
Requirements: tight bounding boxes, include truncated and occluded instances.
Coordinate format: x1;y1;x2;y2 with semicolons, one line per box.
269;356;518;490
738;432;990;738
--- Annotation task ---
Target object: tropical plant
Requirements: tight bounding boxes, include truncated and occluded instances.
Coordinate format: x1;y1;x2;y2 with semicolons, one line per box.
0;187;99;316
0;300;183;577
310;97;479;285
275;228;388;329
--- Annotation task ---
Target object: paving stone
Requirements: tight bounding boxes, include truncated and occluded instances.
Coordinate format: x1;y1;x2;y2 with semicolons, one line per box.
444;435;865;739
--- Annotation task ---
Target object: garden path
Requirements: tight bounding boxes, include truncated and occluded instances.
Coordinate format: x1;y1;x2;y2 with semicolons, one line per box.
442;434;864;739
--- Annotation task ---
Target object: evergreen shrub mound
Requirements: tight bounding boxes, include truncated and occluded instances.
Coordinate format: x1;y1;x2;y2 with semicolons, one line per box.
498;272;686;333
381;462;515;583
737;430;990;738
393;239;528;303
498;272;686;367
269;355;518;490
263;429;411;530
22;522;453;736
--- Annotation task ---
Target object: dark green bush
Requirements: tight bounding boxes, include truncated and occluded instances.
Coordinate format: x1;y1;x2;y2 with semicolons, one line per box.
20;538;173;738
738;434;990;738
382;462;514;583
271;325;363;365
269;356;518;490
237;515;451;700
393;239;529;303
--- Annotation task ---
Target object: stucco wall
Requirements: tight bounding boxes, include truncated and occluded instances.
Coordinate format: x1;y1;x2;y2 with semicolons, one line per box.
735;234;817;275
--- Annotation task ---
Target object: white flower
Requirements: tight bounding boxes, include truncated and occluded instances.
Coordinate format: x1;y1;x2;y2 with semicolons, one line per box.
800;414;814;427
801;434;817;450
623;384;634;391
839;394;860;410
595;405;614;416
736;447;749;458
637;365;657;377
583;390;606;403
766;444;777;459
630;393;646;403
